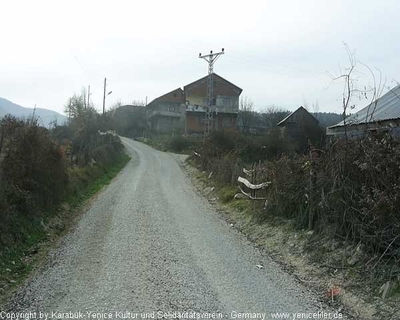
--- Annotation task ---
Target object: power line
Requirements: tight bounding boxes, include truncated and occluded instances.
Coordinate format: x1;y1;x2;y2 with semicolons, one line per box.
226;53;328;79
177;41;328;79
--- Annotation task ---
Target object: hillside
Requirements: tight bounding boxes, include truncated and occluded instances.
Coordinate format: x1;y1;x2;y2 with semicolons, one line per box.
0;97;66;127
312;112;342;128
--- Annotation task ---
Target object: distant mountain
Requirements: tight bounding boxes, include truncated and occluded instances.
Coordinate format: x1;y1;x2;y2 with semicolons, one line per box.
0;97;67;127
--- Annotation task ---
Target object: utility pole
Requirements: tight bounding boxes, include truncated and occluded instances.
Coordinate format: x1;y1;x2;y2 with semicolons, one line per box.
31;104;37;126
102;78;113;114
199;48;225;137
103;78;107;115
87;85;90;109
68;100;71;124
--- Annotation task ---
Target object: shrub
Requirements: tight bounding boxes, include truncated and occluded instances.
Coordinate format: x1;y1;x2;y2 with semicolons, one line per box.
192;130;400;260
168;135;191;153
1;124;67;213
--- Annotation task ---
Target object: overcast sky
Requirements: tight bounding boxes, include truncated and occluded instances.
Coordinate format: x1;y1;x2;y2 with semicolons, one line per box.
1;0;399;115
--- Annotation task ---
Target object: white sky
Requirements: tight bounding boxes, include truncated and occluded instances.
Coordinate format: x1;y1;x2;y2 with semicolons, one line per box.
1;0;399;115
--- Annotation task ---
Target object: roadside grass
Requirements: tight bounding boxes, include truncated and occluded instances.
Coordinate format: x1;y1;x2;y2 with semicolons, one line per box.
139;134;202;155
0;216;44;287
218;185;237;203
138;136;169;152
0;153;130;304
66;153;131;209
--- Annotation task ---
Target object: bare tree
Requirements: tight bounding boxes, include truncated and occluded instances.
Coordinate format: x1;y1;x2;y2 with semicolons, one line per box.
261;105;290;128
240;96;254;112
107;100;123;118
239;96;256;134
331;43;385;141
312;100;319;114
302;98;310;111
131;100;146;107
331;43;361;143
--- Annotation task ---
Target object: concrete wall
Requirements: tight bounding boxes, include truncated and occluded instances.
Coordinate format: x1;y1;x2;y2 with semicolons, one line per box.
153;116;185;133
147;102;185;133
186;95;204;106
186;113;204;134
215;113;237;131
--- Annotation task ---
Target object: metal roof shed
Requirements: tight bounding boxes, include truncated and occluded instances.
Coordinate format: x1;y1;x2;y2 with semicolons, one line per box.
327;85;400;136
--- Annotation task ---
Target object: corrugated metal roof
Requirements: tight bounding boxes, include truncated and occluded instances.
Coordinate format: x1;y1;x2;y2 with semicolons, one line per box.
328;85;400;128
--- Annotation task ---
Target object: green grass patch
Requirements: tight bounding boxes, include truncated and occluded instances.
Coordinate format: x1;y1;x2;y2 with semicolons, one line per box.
66;153;130;209
0;214;44;286
230;199;249;212
139;135;202;155
218;185;238;203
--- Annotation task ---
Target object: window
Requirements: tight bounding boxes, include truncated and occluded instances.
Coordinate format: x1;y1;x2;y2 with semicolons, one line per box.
166;105;178;112
202;98;216;106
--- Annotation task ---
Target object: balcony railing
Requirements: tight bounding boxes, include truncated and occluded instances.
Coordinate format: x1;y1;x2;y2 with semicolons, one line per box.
147;110;182;118
186;104;238;114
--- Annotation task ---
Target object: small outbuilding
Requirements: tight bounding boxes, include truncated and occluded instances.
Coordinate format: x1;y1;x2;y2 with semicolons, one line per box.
327;85;400;137
277;106;321;151
277;106;319;137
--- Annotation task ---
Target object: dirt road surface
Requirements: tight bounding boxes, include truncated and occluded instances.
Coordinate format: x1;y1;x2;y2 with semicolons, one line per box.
4;138;347;319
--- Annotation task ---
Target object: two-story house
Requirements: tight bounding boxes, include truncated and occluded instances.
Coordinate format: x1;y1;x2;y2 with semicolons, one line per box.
184;73;242;134
146;73;242;134
146;88;186;133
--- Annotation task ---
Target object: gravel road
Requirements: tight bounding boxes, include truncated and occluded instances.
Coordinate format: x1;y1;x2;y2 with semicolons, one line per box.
4;138;346;319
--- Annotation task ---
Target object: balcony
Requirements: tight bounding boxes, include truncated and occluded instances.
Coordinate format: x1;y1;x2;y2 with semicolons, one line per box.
148;110;182;118
186;104;238;114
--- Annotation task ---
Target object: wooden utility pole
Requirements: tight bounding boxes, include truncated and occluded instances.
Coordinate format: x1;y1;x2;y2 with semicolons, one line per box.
31;104;37;126
87;85;91;109
102;78;107;114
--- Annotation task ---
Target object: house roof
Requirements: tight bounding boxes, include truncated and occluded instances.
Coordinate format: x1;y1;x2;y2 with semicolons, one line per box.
147;88;184;107
147;73;242;108
328;85;400;129
184;73;243;94
277;106;318;126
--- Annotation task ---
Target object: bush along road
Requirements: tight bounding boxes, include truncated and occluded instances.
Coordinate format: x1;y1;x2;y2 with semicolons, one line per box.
3;138;348;319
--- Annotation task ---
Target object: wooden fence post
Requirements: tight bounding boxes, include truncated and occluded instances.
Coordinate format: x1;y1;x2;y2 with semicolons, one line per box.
308;146;317;230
